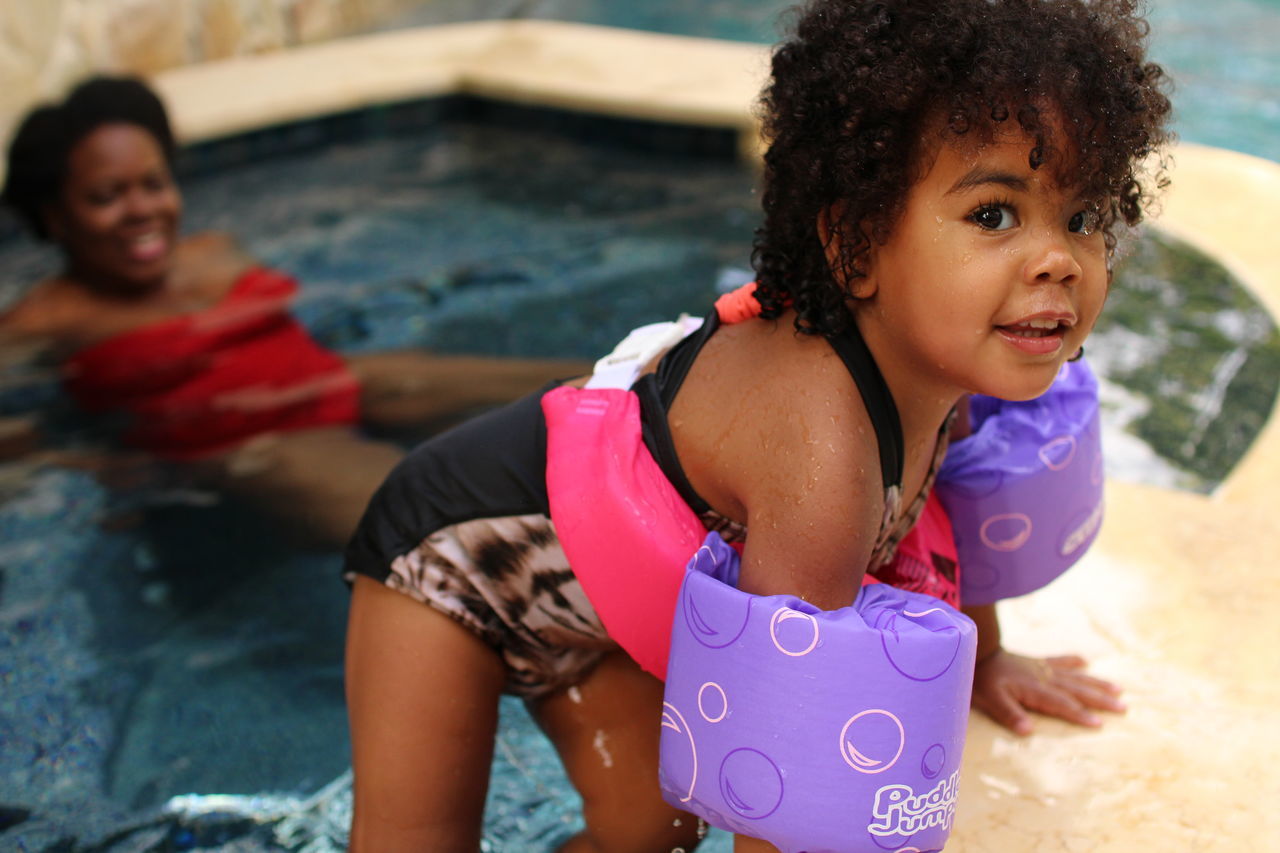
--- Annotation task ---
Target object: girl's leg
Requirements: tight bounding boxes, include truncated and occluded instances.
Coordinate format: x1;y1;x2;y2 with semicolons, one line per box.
346;351;591;433
528;651;704;853
345;576;506;851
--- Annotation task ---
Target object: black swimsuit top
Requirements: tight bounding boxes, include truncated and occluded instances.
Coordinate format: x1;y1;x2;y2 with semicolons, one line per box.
633;309;947;569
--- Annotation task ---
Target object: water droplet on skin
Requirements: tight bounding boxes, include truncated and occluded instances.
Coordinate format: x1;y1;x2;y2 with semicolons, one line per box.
592;729;614;768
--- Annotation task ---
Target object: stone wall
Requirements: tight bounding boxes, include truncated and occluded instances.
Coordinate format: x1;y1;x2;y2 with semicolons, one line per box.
0;0;429;144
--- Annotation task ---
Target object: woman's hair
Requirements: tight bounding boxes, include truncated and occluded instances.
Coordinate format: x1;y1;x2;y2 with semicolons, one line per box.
2;75;175;240
752;0;1174;335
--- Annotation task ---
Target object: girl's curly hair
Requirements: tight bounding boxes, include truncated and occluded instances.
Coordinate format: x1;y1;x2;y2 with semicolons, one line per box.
752;0;1173;335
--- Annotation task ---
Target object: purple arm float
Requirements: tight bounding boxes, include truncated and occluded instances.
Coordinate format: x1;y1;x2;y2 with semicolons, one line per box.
936;359;1104;606
661;534;977;853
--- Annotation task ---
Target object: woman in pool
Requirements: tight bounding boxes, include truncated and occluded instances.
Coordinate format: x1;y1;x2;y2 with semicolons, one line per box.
0;76;587;548
344;0;1171;848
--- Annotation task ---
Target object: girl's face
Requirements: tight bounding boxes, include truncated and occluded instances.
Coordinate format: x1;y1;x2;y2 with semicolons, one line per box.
853;124;1108;402
46;122;182;296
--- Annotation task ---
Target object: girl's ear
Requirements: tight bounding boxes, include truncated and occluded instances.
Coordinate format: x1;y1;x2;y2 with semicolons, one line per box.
817;202;878;299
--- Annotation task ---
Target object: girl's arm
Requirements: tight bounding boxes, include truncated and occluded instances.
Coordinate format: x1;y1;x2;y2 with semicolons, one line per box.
732;400;884;610
951;395;1123;734
963;602;1126;735
676;327;886;611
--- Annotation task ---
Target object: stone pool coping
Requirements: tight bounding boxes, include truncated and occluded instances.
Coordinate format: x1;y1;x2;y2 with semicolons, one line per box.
152;20;1279;851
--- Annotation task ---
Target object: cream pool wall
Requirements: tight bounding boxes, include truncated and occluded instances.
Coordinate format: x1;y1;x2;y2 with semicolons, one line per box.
13;18;1280;850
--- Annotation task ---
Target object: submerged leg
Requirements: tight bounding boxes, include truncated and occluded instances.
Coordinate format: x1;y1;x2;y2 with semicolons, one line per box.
185;426;404;550
345;576;506;851
347;351;591;433
528;651;703;853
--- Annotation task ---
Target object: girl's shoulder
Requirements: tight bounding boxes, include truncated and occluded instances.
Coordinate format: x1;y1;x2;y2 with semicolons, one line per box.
699;316;874;424
675;318;886;605
675;317;884;511
727;319;881;475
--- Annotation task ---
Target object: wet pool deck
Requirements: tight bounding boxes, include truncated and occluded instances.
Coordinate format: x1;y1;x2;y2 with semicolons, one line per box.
156;21;1278;851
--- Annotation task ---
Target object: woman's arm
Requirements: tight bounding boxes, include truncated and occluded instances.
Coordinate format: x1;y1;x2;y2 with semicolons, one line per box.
0;309;59;463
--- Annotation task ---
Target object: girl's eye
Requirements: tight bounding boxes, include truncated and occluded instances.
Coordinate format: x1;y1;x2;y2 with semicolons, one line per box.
1068;208;1100;235
970;204;1016;231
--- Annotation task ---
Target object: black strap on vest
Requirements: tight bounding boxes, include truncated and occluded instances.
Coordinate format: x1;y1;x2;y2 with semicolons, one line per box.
636;308;905;512
823;320;905;491
633;311;722;515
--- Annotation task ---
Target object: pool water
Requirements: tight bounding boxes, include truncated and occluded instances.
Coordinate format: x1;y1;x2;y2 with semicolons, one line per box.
2;2;1278;846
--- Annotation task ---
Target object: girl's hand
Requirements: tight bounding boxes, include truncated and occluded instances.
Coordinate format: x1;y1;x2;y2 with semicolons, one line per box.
971;649;1126;735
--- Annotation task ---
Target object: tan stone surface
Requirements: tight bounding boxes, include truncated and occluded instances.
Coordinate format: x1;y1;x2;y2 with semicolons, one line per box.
102;0;190;72
152;21;765;145
951;479;1280;850
153;22;495;142
196;0;248;61
287;0;346;44
0;0;65;129
0;0;431;149
457;21;766;128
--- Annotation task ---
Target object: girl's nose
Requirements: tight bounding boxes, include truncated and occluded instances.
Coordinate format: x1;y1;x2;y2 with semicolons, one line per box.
1024;229;1083;285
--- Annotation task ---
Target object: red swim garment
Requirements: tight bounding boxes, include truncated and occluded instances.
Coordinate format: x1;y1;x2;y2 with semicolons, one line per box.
64;267;360;459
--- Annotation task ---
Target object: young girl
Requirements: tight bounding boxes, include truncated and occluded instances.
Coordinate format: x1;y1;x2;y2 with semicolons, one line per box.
343;0;1172;849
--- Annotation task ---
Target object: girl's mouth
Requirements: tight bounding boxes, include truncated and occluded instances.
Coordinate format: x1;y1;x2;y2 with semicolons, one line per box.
1000;318;1064;338
996;318;1068;355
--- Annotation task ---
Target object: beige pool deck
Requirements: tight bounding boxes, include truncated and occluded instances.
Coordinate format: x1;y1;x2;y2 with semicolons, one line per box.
156;21;1277;851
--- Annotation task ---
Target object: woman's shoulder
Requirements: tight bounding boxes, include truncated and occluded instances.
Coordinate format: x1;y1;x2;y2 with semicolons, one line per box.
177;230;255;272
173;231;258;296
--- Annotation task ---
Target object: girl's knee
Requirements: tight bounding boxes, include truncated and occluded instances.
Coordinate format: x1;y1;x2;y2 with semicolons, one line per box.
575;801;704;853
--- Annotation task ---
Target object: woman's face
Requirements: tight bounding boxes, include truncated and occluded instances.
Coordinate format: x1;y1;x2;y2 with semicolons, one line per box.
46;122;182;295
